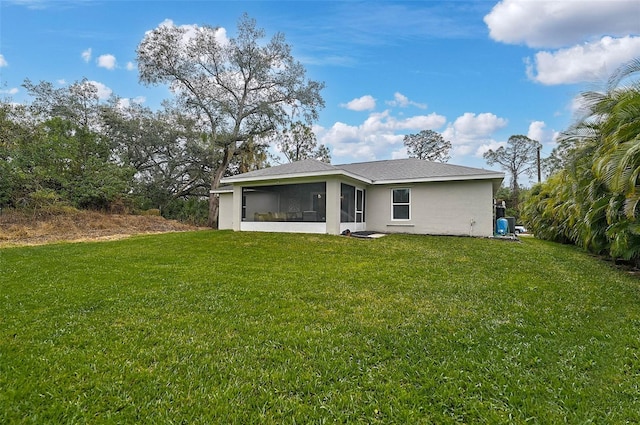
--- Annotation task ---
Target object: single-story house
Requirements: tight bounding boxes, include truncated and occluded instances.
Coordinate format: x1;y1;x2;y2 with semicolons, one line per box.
213;158;504;237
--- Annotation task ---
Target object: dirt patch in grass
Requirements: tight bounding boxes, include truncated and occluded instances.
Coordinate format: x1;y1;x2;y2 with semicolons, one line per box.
0;209;202;247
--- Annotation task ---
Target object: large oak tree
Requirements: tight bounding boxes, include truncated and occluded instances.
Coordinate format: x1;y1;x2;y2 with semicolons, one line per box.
137;14;324;227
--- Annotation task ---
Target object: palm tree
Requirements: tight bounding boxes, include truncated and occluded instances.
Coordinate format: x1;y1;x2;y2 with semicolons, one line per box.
524;58;640;263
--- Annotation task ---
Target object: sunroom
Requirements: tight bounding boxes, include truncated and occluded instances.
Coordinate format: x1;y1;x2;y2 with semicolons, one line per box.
233;180;365;234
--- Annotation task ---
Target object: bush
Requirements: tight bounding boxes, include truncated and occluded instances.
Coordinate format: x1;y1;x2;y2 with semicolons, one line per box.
161;198;209;226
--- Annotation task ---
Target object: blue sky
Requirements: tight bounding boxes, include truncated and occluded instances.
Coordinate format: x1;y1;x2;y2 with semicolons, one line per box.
1;0;639;173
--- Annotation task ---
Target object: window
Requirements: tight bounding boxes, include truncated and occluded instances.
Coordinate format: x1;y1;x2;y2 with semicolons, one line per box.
392;188;410;220
356;188;365;223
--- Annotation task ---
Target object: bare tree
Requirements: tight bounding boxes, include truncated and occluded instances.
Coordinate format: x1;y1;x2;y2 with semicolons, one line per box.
136;14;324;227
483;134;541;209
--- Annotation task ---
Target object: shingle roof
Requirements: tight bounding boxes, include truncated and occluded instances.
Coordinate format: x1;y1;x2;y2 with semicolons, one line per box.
221;158;503;184
222;159;338;182
338;158;501;182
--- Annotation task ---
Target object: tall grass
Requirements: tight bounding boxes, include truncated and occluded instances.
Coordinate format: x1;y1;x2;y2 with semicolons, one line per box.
1;232;638;423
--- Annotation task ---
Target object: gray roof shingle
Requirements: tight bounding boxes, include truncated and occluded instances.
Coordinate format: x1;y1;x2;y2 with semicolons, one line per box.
221;158;503;184
338;158;501;182
222;159;338;182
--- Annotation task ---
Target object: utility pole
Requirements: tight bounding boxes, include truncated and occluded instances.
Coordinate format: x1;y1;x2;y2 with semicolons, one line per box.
537;146;541;183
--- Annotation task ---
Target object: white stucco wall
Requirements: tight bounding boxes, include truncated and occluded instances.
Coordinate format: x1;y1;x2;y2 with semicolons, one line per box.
217;192;234;230
365;180;495;237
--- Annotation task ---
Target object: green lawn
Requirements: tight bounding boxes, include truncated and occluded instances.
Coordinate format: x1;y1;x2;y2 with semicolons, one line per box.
1;231;638;424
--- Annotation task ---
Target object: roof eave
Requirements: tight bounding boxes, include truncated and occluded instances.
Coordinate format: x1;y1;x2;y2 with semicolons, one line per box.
371;173;505;185
220;169;372;185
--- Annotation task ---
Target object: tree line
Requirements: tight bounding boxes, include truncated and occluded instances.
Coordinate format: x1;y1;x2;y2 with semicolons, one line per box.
522;58;640;265
0;15;326;226
0;82;207;223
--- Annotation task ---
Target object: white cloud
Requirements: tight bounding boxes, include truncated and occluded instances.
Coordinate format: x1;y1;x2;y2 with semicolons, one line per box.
526;36;640;85
318;108;509;163
527;121;547;143
398;114;446;130
97;54;117;70
527;121;559;146
386;92;427;109
341;95;376;111
87;80;112;100
0;54;7;67
316;121;380;161
115;96;146;109
154;19;228;47
126;61;136;71
568;93;598;119
360;110;447;134
391;146;408;159
439;112;508;160
484;0;640;49
453;144;476;157
81;48;92;63
442;112;508;144
475;140;505;158
316;108;447;162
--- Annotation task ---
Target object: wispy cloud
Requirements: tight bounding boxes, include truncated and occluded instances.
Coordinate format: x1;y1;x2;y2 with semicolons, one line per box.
0;54;7;67
386;92;427;109
6;0;93;10
0;87;19;95
81;48;91;63
277;2;488;68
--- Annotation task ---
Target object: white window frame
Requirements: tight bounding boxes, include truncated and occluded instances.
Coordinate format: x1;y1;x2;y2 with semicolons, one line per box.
391;188;411;221
356;188;365;223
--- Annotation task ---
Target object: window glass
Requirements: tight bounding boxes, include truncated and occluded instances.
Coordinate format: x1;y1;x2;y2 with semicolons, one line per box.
341;183;355;222
392;188;410;220
393;188;409;203
356;189;365;223
393;205;409;220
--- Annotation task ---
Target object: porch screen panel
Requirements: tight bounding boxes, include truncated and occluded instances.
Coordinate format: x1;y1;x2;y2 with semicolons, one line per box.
243;182;326;222
341;184;355;222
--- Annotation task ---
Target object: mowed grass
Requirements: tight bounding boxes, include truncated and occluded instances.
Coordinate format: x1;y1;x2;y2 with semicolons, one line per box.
1;231;638;424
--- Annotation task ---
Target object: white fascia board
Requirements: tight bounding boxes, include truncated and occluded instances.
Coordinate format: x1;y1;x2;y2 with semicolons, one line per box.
221;170;372;185
371;173;505;185
210;188;234;194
